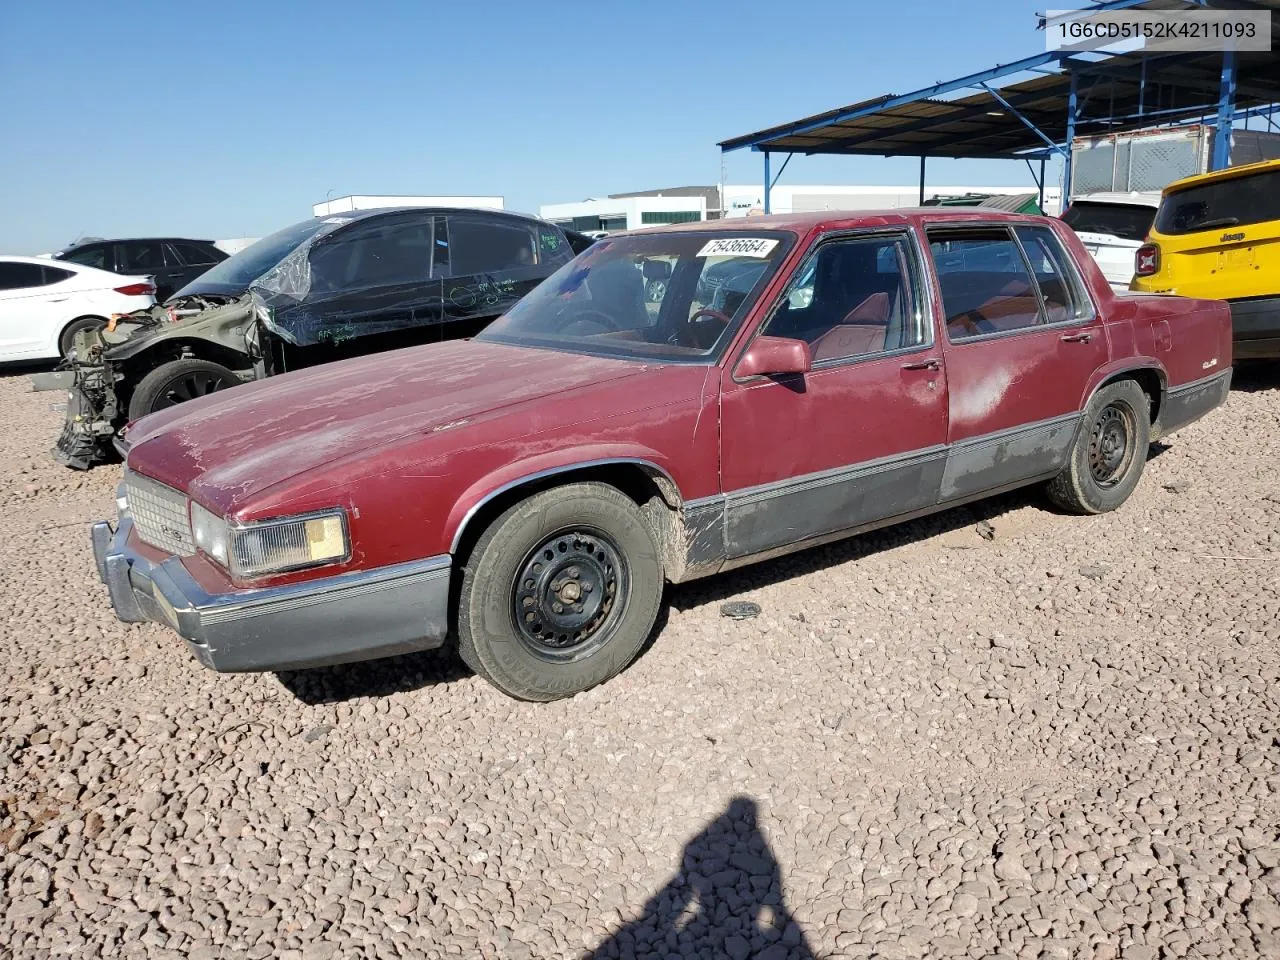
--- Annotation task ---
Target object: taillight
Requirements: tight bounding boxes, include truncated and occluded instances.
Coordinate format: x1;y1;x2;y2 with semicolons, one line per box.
1134;243;1161;277
114;282;155;297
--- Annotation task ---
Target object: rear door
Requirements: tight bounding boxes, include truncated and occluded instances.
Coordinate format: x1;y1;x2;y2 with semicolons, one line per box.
165;241;224;292
117;241;183;300
928;222;1109;502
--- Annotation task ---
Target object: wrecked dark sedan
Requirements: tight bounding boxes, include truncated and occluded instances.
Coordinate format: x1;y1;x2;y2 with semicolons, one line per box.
53;207;591;468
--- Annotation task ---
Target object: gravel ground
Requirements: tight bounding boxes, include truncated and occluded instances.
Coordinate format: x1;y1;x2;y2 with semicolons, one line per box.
2;365;1280;960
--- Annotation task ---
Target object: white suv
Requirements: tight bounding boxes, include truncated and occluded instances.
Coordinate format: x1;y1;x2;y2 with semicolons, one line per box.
1060;192;1161;291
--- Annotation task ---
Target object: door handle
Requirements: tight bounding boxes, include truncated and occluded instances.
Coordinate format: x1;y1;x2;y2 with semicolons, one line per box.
1061;332;1093;343
902;358;941;371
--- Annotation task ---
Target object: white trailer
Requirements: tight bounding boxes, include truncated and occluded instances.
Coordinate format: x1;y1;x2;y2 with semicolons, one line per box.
1069;124;1280;199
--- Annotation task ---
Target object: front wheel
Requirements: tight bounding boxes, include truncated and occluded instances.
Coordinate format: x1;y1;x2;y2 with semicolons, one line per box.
457;482;663;701
128;358;239;420
1047;379;1151;515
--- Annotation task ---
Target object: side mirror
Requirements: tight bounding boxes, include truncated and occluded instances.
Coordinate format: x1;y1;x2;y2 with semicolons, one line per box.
736;336;812;379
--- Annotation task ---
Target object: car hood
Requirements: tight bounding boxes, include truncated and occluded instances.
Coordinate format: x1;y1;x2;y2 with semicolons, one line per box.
124;340;658;509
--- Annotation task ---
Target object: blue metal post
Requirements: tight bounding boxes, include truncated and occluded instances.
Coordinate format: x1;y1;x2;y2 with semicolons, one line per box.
918;156;926;205
763;152;771;214
1138;56;1146;117
1212;48;1237;170
1039;157;1046;213
1064;70;1078;202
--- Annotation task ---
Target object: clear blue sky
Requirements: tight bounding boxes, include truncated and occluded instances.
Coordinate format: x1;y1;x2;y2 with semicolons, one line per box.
1;0;1060;253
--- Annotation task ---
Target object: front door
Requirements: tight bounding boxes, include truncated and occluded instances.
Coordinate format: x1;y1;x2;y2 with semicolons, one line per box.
719;229;950;559
926;222;1110;501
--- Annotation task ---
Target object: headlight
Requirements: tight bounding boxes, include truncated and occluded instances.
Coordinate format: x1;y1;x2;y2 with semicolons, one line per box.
230;510;349;579
191;502;230;568
191;503;348;578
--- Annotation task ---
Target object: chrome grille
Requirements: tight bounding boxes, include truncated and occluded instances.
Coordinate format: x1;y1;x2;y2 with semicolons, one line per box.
125;470;194;556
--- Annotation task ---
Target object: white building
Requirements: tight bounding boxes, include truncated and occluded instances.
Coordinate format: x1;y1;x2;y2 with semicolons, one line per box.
539;194;707;233
312;194;504;216
540;184;1061;233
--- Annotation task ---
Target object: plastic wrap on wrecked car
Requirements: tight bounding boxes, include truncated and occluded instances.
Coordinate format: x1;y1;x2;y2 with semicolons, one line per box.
249;218;348;305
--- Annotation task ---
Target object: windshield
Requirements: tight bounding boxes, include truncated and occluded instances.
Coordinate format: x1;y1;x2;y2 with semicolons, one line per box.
477;231;793;361
1153;168;1280;236
172;218;331;298
1061;202;1156;242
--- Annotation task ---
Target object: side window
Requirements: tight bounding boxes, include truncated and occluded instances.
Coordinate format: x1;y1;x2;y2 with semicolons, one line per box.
0;262;54;290
1014;225;1089;324
42;266;74;285
929;228;1043;341
536;225;574;270
63;245;107;270
169;241;218;266
448;217;537;276
430;217;450;279
762;233;924;364
308;216;433;292
120;242;166;272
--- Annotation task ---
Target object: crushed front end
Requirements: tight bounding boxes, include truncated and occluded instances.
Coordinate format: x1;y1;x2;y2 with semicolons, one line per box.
52;296;253;469
53;324;127;470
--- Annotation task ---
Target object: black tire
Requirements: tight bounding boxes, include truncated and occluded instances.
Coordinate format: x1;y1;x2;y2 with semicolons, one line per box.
457;481;663;701
128;358;238;420
1047;379;1151;515
58;316;106;358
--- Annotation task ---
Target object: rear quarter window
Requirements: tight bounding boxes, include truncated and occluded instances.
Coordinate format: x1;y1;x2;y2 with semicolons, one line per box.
1154;169;1280;235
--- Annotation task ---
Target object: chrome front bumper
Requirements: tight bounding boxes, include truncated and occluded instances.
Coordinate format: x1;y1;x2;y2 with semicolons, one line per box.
92;517;452;672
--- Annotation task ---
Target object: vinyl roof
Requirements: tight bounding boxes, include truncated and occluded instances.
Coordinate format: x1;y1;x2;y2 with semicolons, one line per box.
720;1;1280;160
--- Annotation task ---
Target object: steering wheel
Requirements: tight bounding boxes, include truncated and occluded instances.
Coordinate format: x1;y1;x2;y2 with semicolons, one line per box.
560;308;620;337
670;308;733;349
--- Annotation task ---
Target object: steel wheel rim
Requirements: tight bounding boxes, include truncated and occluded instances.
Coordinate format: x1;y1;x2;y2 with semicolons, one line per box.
1088;402;1135;487
154;370;232;411
511;527;628;662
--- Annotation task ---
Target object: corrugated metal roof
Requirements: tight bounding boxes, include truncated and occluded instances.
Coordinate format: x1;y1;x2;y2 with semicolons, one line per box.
720;2;1280;160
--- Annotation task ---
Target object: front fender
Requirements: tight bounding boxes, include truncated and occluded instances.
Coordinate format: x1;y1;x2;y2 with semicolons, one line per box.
445;444;683;554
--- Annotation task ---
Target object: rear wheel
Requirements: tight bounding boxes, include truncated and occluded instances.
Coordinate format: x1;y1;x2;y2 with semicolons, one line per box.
457;482;663;701
59;316;106;358
1047;379;1151;515
128;358;238;420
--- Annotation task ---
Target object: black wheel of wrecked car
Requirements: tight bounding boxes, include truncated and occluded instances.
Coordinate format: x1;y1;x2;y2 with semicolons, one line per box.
58;316;107;358
457;481;663;701
128;358;239;420
1047;379;1151;515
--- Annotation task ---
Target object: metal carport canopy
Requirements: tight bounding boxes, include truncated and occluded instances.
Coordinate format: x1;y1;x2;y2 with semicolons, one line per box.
718;0;1280;206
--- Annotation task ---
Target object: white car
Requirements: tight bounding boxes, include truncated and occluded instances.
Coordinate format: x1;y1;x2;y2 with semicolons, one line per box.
0;256;156;362
1059;192;1161;291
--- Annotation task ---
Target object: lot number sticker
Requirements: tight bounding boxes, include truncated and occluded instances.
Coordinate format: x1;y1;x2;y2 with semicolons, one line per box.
696;238;778;258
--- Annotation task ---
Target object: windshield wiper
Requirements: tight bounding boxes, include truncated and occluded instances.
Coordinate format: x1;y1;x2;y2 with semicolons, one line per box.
1191;217;1241;230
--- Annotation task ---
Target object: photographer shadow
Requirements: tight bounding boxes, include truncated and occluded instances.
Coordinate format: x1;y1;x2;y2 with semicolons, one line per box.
584;796;816;960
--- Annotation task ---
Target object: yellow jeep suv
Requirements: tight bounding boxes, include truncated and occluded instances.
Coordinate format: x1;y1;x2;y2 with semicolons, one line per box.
1131;158;1280;359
